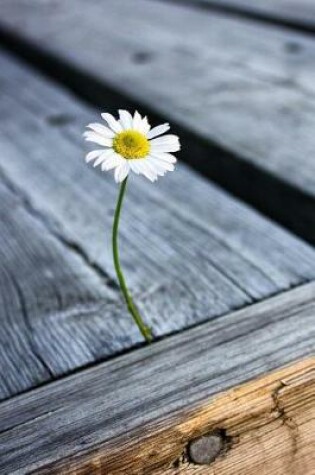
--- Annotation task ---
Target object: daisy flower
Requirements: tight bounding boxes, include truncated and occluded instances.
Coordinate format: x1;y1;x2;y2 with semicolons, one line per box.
83;110;180;343
84;110;180;182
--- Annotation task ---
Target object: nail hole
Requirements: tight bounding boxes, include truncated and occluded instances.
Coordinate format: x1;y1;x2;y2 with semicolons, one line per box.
132;52;153;64
285;42;302;54
187;429;231;465
46;113;74;126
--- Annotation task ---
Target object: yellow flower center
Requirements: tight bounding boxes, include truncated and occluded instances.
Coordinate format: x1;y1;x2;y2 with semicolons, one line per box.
113;130;150;159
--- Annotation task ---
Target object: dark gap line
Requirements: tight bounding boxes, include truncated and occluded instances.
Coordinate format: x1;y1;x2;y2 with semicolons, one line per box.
156;0;315;37
0;165;119;292
0;24;313;248
0;279;311;407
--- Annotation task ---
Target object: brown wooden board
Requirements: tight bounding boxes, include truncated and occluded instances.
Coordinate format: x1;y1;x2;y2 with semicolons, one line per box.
0;49;315;401
0;283;314;474
0;0;315;242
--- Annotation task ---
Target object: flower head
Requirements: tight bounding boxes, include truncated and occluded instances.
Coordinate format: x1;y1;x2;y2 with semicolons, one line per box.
84;110;180;183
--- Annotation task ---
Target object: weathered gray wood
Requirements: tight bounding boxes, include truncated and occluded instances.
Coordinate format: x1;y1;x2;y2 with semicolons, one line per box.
180;0;315;31
0;0;315;241
0;171;141;400
1;48;315;401
0;282;314;474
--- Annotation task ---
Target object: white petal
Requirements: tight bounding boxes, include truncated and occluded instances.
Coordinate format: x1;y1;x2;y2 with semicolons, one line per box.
101;152;123;171
118;110;133;130
147;123;170;139
93;152;115;167
128;160;142;174
141;116;151;134
114;166;121;183
150;137;180;153
132;111;143;131
86;123;115;138
84;131;113;147
150;141;180;153
119;161;130;181
150;134;180;145
149;156;175;173
85;149;103;163
93;156;106;167
93;149;115;167
114;161;130;183
147;157;169;176
150;152;177;164
129;160;146;177
101;113;123;133
136;160;158;182
146;157;167;176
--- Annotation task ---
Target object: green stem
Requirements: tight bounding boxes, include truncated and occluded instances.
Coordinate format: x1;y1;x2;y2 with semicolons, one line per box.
112;177;153;343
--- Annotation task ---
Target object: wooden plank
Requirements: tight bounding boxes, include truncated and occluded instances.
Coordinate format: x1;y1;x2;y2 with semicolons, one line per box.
177;0;315;32
0;283;314;474
0;169;136;400
156;360;315;475
0;0;315;242
0;49;315;402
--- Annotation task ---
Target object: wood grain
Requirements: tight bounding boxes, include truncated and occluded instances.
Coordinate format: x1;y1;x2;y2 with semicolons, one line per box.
0;283;314;474
0;167;136;400
0;0;315;241
1;49;315;399
157;360;315;475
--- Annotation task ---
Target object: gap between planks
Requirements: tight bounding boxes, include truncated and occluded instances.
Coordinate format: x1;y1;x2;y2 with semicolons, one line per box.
155;0;315;35
65;358;315;475
1;45;315;401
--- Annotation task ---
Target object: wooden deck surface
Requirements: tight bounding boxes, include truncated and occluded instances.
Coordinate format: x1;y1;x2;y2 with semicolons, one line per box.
1;0;315;242
2;47;315;399
0;1;314;473
0;284;314;473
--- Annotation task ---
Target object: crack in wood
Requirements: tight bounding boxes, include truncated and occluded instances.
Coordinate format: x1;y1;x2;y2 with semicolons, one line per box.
154;0;315;36
271;381;299;458
9;271;55;379
0;166;119;292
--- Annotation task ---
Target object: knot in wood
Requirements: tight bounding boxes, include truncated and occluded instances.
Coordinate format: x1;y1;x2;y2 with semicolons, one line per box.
188;431;224;465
